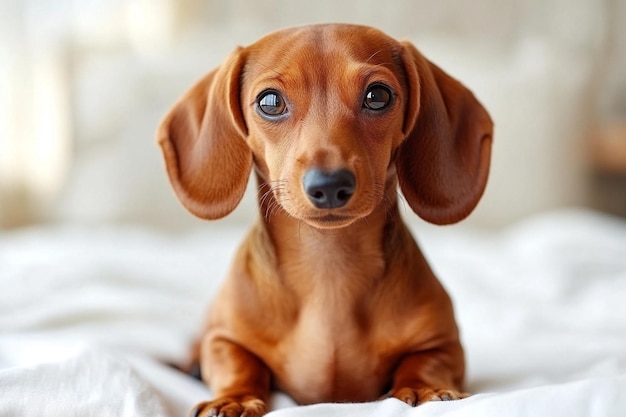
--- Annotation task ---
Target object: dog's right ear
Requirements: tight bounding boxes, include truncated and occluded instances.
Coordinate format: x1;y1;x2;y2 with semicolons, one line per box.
157;47;251;220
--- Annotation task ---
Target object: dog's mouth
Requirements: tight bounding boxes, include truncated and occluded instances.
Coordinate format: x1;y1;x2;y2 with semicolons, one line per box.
310;214;351;222
304;213;358;229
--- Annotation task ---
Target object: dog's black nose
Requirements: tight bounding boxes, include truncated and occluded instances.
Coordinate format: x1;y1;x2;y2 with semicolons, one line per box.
302;168;356;209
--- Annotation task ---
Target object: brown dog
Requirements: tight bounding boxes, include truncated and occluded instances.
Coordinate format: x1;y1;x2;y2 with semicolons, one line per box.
158;24;492;417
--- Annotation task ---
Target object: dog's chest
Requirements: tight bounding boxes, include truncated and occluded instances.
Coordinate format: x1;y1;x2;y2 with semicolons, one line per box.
269;276;390;404
273;306;382;403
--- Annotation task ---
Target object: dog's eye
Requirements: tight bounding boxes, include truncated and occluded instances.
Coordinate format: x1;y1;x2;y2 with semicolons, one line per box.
363;84;392;111
257;91;287;117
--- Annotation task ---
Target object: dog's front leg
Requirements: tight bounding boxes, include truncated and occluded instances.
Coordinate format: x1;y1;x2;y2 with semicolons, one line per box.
190;336;271;417
389;345;468;406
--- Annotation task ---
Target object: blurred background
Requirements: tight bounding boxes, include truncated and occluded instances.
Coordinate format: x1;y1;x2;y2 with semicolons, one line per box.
0;0;625;231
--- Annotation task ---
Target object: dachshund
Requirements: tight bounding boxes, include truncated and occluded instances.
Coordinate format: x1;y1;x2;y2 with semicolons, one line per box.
158;23;493;417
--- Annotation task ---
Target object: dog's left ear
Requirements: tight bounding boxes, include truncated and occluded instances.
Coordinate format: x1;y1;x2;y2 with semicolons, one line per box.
396;42;493;225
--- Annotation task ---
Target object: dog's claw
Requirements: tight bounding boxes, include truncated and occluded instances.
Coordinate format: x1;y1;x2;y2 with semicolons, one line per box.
391;387;468;406
190;397;267;417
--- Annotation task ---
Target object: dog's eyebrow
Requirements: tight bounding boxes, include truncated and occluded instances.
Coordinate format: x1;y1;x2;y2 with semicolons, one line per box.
362;62;396;74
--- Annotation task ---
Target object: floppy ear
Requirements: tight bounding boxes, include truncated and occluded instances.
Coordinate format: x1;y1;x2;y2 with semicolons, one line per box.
157;48;251;220
396;42;493;225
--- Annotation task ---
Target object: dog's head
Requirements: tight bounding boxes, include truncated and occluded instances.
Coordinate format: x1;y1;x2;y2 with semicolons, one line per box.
158;24;493;228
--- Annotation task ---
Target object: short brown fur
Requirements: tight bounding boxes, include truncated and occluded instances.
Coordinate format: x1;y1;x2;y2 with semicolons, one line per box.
158;24;493;417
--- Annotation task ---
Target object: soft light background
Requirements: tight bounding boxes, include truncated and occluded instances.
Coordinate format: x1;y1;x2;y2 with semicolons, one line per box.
1;0;624;231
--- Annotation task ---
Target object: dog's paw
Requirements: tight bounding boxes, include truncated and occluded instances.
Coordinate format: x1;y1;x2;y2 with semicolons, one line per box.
390;387;469;406
189;396;267;417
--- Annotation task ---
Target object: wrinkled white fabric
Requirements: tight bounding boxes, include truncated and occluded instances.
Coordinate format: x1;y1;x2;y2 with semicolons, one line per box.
1;209;625;416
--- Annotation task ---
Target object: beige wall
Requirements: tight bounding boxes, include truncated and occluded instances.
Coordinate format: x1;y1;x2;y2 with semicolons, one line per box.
0;0;623;229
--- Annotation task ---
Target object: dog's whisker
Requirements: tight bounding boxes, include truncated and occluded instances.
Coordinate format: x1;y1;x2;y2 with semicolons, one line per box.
265;204;278;223
259;189;274;208
259;180;291;212
365;49;383;64
266;199;283;222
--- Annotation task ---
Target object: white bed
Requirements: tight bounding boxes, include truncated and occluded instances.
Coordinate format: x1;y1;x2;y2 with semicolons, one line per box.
1;208;625;417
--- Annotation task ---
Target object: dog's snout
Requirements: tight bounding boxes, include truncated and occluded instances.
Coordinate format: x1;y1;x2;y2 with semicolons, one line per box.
302;169;356;209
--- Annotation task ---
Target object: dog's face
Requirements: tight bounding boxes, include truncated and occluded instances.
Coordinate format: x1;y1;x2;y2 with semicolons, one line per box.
241;26;408;229
158;24;493;228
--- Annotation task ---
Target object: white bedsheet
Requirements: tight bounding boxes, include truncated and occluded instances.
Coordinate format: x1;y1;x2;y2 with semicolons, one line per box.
1;209;625;417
